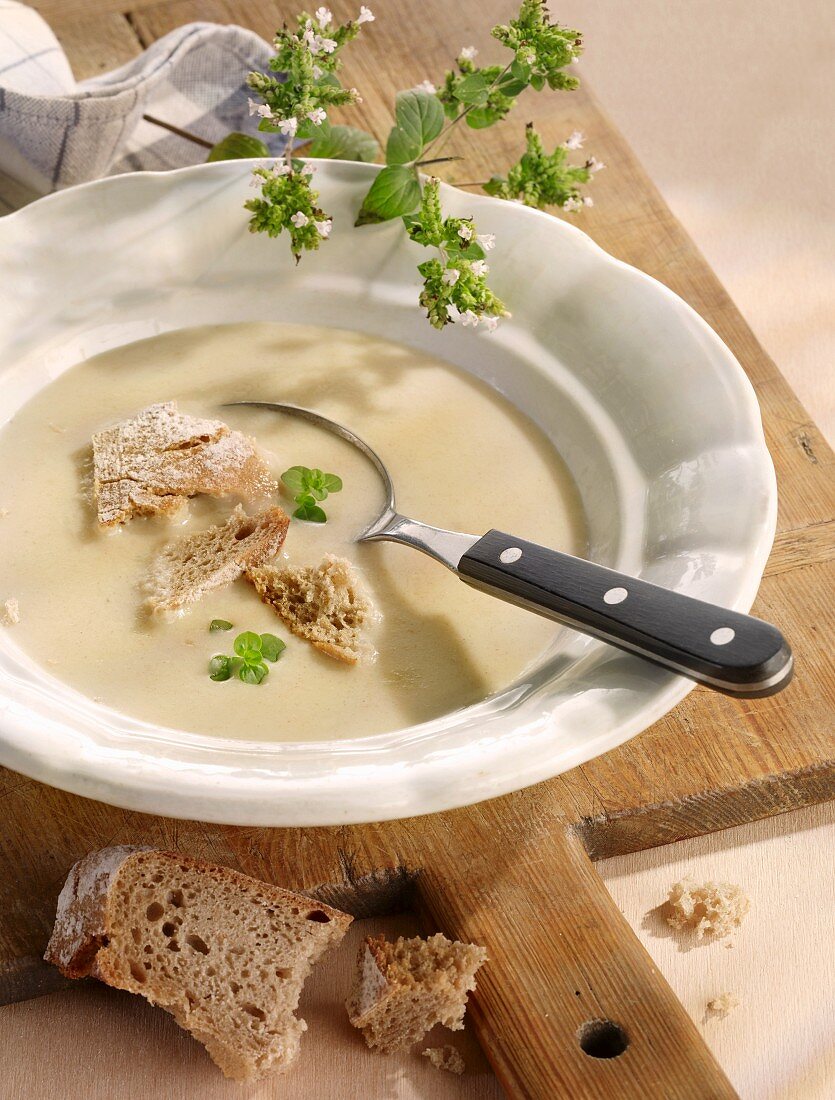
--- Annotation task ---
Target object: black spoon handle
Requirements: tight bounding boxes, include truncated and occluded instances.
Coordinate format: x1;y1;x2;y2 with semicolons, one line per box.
458;530;792;697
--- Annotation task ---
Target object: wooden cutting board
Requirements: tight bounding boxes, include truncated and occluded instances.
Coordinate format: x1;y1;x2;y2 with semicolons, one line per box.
3;2;834;1097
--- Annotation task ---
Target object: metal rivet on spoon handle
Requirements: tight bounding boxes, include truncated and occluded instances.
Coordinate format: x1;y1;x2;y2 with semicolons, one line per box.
226;402;792;698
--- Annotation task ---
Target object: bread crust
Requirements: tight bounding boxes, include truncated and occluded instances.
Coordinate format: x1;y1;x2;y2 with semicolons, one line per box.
145;505;290;614
45;847;352;1081
92;402;276;527
346;932;487;1053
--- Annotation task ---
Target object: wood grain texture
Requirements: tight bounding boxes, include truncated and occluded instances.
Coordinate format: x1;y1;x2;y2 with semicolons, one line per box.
3;2;835;1097
49;12;141;80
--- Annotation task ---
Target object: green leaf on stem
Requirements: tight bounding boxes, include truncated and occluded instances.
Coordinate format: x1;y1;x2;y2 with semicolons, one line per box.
385;90;444;165
454;73;490;106
308;124;379;162
355;165;421;225
207;133;270;162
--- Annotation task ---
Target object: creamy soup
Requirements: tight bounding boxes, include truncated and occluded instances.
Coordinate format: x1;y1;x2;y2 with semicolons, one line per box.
0;323;585;742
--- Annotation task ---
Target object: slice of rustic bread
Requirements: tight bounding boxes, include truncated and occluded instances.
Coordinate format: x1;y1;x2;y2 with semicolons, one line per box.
44;847;352;1081
145;504;289;614
246;555;374;664
346;933;486;1053
92;402;276;527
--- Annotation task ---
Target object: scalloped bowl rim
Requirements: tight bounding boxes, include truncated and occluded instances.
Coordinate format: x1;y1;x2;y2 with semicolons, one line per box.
0;160;776;825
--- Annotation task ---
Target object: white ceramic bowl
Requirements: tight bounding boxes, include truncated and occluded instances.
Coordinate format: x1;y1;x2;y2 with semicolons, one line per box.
0;160;776;826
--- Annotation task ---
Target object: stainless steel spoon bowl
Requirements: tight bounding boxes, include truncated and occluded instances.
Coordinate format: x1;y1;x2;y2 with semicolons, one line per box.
226;400;793;698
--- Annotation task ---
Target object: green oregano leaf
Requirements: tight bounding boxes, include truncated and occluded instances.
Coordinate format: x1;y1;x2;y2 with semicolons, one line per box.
385;90;445;165
260;634;287;662
293;501;328;523
209;655;233;681
280;466;308;494
355;165;421;225
233;631;263;658
239;661;269;685
207;132;270;162
307;124;379;162
454;73;490;106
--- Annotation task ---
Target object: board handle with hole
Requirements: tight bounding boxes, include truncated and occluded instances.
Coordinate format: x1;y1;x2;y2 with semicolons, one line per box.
417;822;739;1099
458;530;792;697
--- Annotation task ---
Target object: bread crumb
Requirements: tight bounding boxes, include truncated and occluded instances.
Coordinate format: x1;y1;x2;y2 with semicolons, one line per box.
2;597;20;626
706;992;740;1019
666;878;750;940
422;1046;465;1074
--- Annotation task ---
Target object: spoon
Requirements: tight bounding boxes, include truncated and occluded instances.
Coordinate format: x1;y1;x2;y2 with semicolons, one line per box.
226;401;793;698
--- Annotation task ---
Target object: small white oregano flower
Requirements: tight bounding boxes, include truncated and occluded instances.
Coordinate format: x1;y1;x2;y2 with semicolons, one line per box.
278;117;299;136
459;309;479;326
587;156;605;174
415;80;436;94
308;107;327;125
458;223;474;241
459;45;478;61
316;219;333;237
477;233;496;251
248;98;274;120
290;211;309;227
315;6;332;28
442;268;460;286
564;130;584;150
357;6;375;24
471;259;489;276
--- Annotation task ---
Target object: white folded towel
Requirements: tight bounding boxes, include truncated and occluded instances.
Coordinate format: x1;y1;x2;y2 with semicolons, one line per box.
0;1;282;211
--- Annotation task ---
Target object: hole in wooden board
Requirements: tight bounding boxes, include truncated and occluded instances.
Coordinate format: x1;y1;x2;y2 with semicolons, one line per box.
577;1018;629;1059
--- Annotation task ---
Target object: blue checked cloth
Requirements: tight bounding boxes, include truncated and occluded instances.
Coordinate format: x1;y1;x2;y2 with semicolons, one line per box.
0;1;283;211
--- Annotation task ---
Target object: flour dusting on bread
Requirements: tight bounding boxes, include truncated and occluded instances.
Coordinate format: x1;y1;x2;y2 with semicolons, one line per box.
92;402;276;527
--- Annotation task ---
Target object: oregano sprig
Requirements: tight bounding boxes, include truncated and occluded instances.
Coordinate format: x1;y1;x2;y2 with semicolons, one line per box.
281;465;343;522
209;630;286;684
215;1;602;333
483;123;603;211
404;179;508;330
239;7;377;262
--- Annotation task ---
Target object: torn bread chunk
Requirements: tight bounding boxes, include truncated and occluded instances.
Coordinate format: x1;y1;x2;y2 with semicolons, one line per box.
422;1045;466;1074
44;847;352;1081
666;879;751;941
346;933;486;1053
92;402;276;528
246;555;374;664
145;505;289;614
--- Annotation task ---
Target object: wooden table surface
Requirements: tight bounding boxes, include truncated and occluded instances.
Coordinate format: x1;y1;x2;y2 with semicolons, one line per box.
1;1;833;1097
